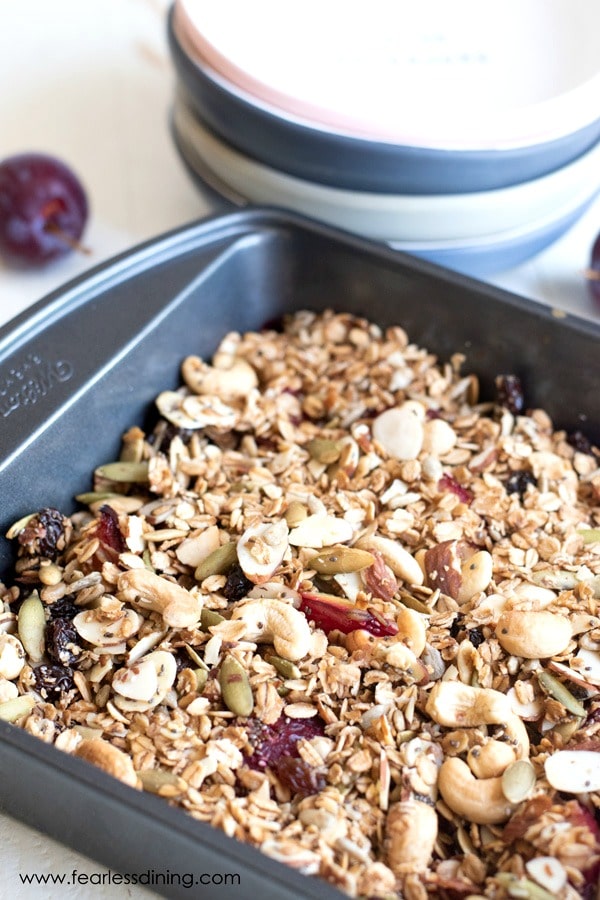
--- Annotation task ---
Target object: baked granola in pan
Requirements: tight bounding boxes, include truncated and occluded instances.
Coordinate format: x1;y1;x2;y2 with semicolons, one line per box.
2;310;599;899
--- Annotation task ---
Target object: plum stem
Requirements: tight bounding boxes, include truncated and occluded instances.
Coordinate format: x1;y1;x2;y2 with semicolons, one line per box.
44;220;91;255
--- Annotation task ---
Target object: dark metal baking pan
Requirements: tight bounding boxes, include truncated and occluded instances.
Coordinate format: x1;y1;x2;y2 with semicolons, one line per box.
0;208;598;897
167;5;600;196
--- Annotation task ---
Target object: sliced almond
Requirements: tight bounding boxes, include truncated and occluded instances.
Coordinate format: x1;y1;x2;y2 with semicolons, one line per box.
237;519;289;583
17;592;46;663
544;749;600;792
288;513;353;549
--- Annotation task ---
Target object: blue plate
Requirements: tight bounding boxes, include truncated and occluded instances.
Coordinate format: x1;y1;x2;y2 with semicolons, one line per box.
167;6;600;196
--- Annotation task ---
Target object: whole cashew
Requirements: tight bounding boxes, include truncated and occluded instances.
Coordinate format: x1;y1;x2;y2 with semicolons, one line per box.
230;598;312;661
425;681;512;727
118;569;202;629
437;757;515;824
181;354;258;401
467;739;516;778
386;799;438;875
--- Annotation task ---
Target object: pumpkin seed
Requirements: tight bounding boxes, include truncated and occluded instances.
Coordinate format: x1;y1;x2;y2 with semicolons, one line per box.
194;541;237;581
398;590;432;615
137;770;185;795
551;716;584;743
537;670;586;717
5;513;35;540
496;873;556;900
308;545;375;575
200;608;226;631
501;759;536;803
219;655;254;717
306;438;342;465
579;528;600;544
265;653;301;679
0;695;35;722
75;491;123;505
94;461;149;483
184;643;209;671
284;501;308;529
17;591;46;663
194;668;208;692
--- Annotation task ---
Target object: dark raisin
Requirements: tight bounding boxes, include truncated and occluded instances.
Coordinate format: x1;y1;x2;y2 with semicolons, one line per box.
33;664;75;701
223;564;253;602
495;374;525;415
96;504;126;554
273;756;326;797
505;470;537;498
48;597;78;620
449;614;464;640
245;713;325;771
149;421;194;453
17;507;70;560
46;618;82;667
468;628;485;648
172;647;192;674
567;430;599;457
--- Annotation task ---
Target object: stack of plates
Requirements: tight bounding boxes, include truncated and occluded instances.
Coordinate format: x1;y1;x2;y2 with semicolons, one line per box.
167;0;600;275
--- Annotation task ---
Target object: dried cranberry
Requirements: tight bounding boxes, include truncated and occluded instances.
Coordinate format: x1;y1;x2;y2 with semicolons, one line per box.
33;664;75;701
437;473;473;505
96;505;126;554
505;470;537;498
46;618;81;667
299;593;398;638
273;757;326;797
17;507;69;560
223;564;253;602
495;374;525;415
48;597;78;620
245;713;325;771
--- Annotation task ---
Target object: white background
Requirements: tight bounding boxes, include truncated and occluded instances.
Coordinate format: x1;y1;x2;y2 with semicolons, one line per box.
0;1;599;897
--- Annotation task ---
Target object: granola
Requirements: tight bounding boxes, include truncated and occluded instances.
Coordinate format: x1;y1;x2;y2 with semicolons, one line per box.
2;309;600;899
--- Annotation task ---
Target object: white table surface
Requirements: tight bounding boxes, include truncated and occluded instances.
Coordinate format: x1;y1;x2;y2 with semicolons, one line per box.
0;1;599;897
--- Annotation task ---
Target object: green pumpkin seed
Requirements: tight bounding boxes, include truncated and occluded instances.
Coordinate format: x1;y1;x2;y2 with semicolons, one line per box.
75;491;123;505
200;608;226;631
579;528;600;544
137;770;186;795
495;873;556;900
94;461;149;483
219;656;254;717
551;716;584;743
184;643;209;671
306;438;342;464
537;670;586;717
17;591;46;663
194;668;208;692
398;590;432;615
265;653;301;680
284;501;308;529
5;513;36;540
0;695;35;722
195;541;237;581
501;759;536;803
308;545;375;575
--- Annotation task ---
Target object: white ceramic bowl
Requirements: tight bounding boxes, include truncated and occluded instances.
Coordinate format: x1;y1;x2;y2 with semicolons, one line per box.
172;96;600;243
174;0;600;150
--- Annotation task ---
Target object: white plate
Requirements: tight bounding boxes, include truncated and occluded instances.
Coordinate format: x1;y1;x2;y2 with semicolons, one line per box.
175;0;600;149
172;97;600;243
